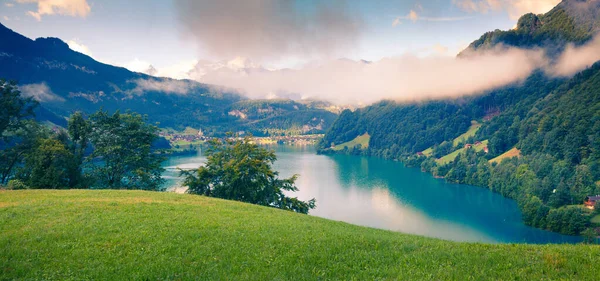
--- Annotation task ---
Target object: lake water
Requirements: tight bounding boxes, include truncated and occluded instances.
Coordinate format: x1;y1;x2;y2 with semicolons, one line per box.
162;145;582;244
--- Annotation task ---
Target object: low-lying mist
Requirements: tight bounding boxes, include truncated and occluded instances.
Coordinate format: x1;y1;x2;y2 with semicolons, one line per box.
186;35;600;105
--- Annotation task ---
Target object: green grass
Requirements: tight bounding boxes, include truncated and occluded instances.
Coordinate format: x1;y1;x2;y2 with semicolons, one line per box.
452;121;481;146
332;133;370;151
1;190;599;280
490;147;522;164
437;140;488;165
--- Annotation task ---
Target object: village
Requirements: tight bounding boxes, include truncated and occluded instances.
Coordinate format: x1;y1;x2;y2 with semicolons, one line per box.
160;128;324;151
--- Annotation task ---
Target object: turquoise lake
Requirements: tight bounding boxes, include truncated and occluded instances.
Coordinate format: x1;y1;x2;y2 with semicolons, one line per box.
161;145;582;244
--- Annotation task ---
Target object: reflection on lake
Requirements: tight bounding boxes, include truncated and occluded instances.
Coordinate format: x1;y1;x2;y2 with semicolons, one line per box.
162;145;581;244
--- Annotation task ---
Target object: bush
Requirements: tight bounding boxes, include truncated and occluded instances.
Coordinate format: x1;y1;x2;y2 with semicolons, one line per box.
7;179;30;190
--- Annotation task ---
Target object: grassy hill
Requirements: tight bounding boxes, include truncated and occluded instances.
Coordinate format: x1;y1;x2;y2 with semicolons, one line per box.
437;140;489;165
452;121;481;146
332;133;370;151
489;147;522;164
1;190;599;280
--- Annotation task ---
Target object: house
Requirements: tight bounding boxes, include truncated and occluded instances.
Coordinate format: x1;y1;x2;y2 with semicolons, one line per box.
416;152;424;156
464;144;473;149
483;146;489;153
585;195;600;209
474;141;482;145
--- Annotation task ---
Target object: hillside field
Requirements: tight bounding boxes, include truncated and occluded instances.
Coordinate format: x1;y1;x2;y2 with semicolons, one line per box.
1;190;599;280
332;133;370;151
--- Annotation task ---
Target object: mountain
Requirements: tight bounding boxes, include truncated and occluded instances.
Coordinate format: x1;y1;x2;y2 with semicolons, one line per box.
460;0;600;57
0;23;336;135
320;0;600;235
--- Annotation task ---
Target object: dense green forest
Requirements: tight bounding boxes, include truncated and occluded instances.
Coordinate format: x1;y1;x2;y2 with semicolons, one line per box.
319;2;600;236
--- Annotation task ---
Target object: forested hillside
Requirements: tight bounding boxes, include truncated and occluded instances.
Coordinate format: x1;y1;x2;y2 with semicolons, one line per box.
226;99;338;136
319;0;600;235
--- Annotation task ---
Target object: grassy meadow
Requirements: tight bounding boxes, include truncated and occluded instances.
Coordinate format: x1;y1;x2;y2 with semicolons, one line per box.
1;190;600;280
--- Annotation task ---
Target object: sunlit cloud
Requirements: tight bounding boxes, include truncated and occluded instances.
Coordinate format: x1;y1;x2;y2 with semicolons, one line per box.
16;0;91;21
67;39;92;57
188;47;547;105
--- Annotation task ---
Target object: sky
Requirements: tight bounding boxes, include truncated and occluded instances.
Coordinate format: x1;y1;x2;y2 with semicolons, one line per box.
6;0;594;104
0;0;558;70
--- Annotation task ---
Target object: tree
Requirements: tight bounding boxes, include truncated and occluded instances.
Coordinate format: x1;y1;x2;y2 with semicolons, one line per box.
88;110;165;190
0;80;36;139
18;138;73;189
0;80;38;185
181;136;316;214
66;112;91;188
0;120;46;185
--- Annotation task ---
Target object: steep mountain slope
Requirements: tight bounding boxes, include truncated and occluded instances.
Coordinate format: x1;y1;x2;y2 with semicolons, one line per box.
0;23;337;135
460;0;600;56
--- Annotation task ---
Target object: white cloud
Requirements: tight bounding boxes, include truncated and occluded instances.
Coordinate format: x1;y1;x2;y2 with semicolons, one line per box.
130;79;196;95
66;39;92;57
17;0;91;21
548;35;600;77
189;47;548;105
122;58;153;74
3;16;9;21
19;83;64;102
5;3;14;7
452;0;560;20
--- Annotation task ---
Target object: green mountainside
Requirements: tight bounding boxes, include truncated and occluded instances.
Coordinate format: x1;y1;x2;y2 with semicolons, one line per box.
459;0;600;56
319;0;600;235
1;190;599;280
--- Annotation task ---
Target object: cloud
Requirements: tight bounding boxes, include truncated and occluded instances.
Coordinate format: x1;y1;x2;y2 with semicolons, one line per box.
548;35;600;77
17;0;91;21
122;58;153;74
433;43;450;55
3;16;9;21
392;9;474;26
19;83;64;102
66;39;92;56
173;0;363;62
129;79;196;95
121;58;199;80
5;3;14;7
452;0;560;20
188;47;548;105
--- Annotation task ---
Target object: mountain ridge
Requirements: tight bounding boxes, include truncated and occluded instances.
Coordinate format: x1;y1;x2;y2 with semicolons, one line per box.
0;22;337;135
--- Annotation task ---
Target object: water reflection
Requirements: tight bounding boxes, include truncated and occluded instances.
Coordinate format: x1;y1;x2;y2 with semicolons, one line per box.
162;145;581;244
